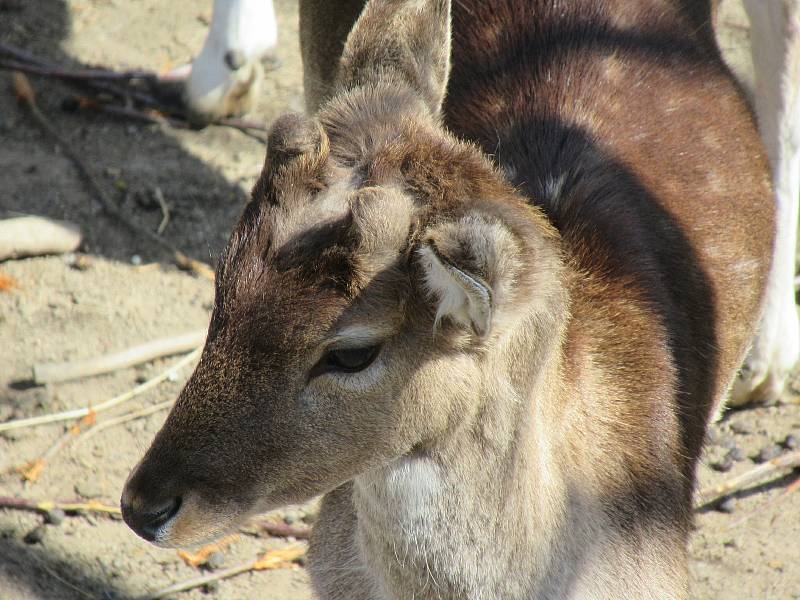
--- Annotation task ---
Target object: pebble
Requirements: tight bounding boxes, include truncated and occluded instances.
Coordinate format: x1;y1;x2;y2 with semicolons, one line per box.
716;498;736;514
711;455;734;473
205;552;225;570
24;526;46;545
756;444;782;463
784;434;798;450
730;422;751;435
130;254;142;266
727;446;746;462
45;509;66;526
283;513;297;525
74;481;104;499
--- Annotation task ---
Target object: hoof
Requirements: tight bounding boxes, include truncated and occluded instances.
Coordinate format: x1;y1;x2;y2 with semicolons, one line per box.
183;59;266;124
729;304;800;406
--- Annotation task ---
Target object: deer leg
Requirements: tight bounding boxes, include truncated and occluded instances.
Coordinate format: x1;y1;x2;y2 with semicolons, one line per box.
183;0;279;122
731;0;800;405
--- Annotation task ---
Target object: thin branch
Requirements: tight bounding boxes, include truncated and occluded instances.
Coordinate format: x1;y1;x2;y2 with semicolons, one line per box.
33;329;206;384
726;472;800;528
74;398;175;445
0;58;157;82
695;449;800;509
9;72;214;280
0;496;121;517
0;348;200;432
139;546;306;600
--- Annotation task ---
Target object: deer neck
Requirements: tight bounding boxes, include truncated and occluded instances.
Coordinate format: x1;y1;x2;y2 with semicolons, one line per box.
351;289;575;598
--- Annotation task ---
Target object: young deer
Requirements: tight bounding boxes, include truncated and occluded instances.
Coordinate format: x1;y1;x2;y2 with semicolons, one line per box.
122;1;774;598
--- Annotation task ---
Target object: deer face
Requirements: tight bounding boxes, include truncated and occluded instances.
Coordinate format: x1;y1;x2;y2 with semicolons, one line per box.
122;0;560;548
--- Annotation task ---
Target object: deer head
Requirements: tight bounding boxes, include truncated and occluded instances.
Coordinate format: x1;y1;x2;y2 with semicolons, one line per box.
121;0;562;548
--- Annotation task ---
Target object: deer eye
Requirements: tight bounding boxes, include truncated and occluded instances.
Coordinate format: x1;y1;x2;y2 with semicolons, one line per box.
321;345;381;374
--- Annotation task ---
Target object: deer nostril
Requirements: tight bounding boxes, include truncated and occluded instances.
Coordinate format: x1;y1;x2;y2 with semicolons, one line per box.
124;496;182;542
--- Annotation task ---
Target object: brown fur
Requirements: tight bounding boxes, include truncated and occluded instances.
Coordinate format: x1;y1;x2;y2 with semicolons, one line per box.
122;1;773;598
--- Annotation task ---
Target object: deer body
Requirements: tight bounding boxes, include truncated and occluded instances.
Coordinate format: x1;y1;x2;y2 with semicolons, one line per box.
123;2;773;599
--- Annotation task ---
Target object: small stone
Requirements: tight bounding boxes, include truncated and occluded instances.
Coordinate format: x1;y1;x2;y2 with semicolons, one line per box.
784;434;798;450
756;444;782;463
283;513;297;525
45;509;66;526
722;538;739;549
730;422;750;435
24;526;46;544
105;167;122;178
716;498;735;514
71;254;92;271
74;481;104;499
130;254;142;266
711;455;734;472
205;552;225;570
727;446;745;462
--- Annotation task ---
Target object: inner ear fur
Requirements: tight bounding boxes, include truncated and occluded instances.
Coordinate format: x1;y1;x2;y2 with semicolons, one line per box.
417;214;523;339
337;0;452;116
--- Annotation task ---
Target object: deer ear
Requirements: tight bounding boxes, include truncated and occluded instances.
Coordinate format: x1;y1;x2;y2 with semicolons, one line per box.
338;0;452;116
417;215;521;339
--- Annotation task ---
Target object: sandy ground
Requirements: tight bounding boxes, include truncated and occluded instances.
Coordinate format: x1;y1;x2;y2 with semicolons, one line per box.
0;1;798;598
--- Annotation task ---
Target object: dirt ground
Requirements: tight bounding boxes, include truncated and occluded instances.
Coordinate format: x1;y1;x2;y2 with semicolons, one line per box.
0;1;798;599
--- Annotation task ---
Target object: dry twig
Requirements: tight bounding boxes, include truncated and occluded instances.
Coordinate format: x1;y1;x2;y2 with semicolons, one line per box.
0;496;121;517
695;449;800;509
0;348;200;432
726;471;800;528
9;71;215;280
33;329;206;384
74;398;174;445
140;546;306;600
0;215;82;261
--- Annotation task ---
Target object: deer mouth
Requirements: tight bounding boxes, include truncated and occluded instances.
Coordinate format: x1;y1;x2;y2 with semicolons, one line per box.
121;486;252;549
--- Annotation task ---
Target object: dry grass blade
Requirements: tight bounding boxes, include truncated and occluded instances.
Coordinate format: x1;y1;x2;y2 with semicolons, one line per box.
0;348;200;432
177;535;240;568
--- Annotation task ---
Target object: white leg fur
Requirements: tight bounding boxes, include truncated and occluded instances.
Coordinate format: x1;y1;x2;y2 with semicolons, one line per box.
731;0;800;405
184;0;278;121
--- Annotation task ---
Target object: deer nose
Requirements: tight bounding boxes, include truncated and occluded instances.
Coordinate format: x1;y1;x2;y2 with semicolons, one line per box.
121;494;182;542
